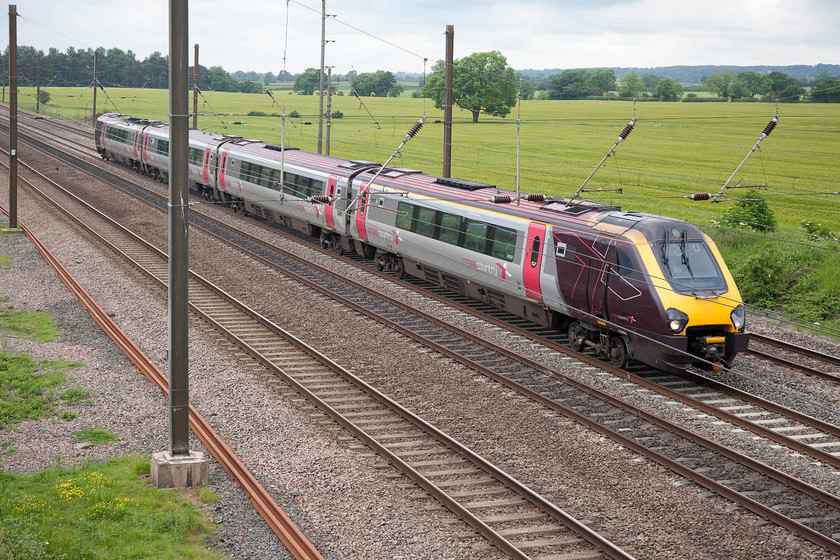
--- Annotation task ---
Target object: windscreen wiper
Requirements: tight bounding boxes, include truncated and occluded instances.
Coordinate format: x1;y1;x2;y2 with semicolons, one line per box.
680;229;693;276
660;230;671;275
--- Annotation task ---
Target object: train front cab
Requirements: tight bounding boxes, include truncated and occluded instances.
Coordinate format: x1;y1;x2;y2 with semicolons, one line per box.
553;215;748;373
620;223;749;373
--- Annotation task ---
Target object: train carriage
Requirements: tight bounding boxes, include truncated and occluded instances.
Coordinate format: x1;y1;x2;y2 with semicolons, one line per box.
96;113;749;374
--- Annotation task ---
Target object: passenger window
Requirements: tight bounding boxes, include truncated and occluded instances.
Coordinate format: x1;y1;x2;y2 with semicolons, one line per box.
396;202;413;230
464;220;487;253
414;207;436;237
438;213;462;245
490;227;517;261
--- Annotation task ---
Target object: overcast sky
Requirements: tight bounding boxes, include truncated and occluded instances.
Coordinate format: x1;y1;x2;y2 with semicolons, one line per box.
10;0;840;76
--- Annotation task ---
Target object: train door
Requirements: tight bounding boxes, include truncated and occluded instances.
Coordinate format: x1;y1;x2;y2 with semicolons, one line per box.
132;130;141;160
202;147;212;184
586;238;613;320
218;151;229;191
143;132;152;166
523;222;546;301
354;182;370;240
554;231;603;319
324;176;338;229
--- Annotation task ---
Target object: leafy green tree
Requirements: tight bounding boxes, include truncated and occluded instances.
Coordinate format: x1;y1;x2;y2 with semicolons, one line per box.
518;79;535;100
207;66;239;92
765;71;797;93
617;71;645;97
588;69;616;94
809;79;840;102
263;71;276;85
293;67;321;95
142;51;169;88
704;71;733;98
546;69;593;100
37;89;50;104
424;50;517;123
652;78;684;101
641;73;663;89
276;70;294;83
352;70;399;97
737;71;770;97
777;83;806;102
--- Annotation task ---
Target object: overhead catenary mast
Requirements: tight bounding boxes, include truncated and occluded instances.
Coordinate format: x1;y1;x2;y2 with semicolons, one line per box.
685;104;780;203
569;102;637;204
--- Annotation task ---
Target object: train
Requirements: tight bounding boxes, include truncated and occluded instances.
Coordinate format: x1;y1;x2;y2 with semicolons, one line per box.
95;112;749;374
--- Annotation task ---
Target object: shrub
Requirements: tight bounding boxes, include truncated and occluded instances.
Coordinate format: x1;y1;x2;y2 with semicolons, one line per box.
800;219;834;241
721;189;776;232
289;110;300;118
731;244;791;308
330;110;343;119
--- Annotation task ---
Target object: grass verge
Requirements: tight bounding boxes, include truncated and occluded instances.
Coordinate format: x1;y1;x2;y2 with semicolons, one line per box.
0;456;224;559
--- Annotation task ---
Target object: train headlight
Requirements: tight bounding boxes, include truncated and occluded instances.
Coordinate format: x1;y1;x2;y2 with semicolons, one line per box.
730;304;746;331
666;308;689;334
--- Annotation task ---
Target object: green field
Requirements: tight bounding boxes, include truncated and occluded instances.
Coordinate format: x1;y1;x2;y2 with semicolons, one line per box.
12;87;840;332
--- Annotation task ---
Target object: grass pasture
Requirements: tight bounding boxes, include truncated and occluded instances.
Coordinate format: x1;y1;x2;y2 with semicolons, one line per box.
11;87;840;331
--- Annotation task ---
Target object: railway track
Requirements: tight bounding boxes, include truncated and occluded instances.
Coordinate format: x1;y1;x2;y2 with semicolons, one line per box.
6;116;840;551
748;332;840;384
8;112;840;555
0;206;325;560
3;134;632;560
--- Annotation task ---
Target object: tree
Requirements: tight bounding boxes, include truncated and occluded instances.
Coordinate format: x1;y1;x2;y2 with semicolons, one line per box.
142;51;168;89
518;79;535;101
388;82;404;97
345;69;358;84
809;79;840;102
352;70;398;97
641;73;663;89
37;89;50;104
588;69;616;95
617;71;645;97
293;67;320;95
736;71;770;97
206;66;239;92
766;71;797;93
652;78;684;101
424;50;517;123
546;69;593;100
704;71;735;99
264;71;276;85
276;70;294;83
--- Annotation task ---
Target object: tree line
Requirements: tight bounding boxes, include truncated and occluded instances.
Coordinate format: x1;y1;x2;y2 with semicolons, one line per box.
0;46;271;93
4;45;838;110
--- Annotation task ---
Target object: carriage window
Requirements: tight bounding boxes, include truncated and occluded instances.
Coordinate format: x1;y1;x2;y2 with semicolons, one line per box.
188;147;204;166
396;202;413;230
464;220;488;253
414;207;436;237
490;226;517;261
438;213;462;245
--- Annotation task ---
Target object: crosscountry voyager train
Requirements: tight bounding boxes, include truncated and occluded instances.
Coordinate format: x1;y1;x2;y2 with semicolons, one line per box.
95;113;749;373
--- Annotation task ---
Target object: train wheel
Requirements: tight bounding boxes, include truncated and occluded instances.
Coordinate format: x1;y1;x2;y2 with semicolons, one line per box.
374;250;386;271
568;322;585;351
393;257;405;279
609;336;628;368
